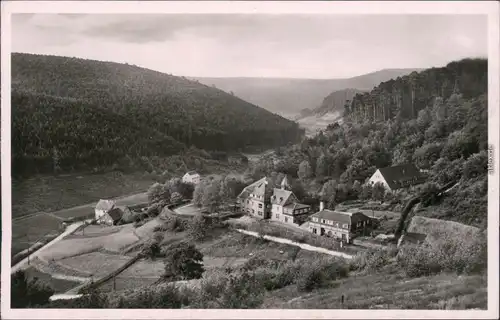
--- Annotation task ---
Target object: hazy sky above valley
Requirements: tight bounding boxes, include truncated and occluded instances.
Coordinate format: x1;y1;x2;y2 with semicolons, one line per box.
12;14;487;79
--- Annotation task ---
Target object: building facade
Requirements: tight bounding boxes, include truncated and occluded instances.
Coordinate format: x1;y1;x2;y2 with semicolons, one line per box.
95;199;116;221
237;176;310;223
270;187;310;226
308;204;373;243
182;171;201;185
237;177;271;219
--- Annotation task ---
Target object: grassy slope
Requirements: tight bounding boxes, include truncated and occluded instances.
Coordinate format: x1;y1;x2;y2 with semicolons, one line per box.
261;265;486;309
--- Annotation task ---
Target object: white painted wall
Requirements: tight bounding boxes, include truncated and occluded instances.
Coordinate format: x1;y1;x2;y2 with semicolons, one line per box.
95;209;106;220
183;173;201;185
368;170;391;191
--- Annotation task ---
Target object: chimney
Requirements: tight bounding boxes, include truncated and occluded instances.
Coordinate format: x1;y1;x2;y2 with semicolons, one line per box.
320;201;324;212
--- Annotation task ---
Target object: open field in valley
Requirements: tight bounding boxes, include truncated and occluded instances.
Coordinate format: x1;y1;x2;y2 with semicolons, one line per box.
12;213;64;256
12;171;154;218
12;190;149;258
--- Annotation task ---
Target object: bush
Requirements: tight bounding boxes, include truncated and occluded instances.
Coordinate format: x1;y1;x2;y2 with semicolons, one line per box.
155;214;189;233
296;259;349;292
163;241;205;281
349;248;396;273
189;215;209;241
114;284;185;308
397;232;487;277
11;271;55;308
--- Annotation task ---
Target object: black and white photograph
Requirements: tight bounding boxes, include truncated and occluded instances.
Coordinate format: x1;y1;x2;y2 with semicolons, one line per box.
1;1;499;319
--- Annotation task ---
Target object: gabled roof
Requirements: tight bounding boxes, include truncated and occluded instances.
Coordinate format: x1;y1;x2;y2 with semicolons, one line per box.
283;202;311;211
237;177;268;199
107;207;124;222
377;164;425;190
271;188;295;205
185;171;199;176
95;199;115;212
310;209;371;224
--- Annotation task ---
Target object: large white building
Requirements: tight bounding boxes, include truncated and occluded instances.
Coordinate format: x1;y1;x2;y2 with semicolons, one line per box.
237;175;311;225
237;177;270;219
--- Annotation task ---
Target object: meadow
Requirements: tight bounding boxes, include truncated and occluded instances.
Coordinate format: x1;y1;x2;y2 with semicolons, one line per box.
12;171;154;218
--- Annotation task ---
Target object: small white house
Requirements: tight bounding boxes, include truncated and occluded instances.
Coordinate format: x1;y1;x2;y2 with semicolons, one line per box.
182;171;201;185
95;199;116;221
367;164;425;192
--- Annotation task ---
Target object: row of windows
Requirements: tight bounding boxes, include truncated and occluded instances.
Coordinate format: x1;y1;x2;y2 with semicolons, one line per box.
295;208;308;214
312;217;348;229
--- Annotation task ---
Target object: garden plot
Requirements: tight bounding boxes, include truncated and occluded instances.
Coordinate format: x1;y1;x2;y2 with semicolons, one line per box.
57;252;131;278
134;218;161;239
198;231;308;261
38;225;140;261
68;224;122;238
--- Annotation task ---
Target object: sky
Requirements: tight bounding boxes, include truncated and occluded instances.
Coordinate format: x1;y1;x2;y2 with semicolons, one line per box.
11;14;488;79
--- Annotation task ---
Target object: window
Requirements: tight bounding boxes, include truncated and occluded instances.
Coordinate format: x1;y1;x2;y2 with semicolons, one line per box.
276;214;280;219
285;217;288;223
322;219;326;224
313;217;318;222
336;223;339;228
252;209;255;214
258;212;263;216
259;203;263;208
247;200;249;204
343;224;348;229
313;228;317;234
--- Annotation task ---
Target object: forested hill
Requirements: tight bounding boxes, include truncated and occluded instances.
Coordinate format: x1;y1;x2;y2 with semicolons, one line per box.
11;53;304;176
344;58;487;122
298;88;367;119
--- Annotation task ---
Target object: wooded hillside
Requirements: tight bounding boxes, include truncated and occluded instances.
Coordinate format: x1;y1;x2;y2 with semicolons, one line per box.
11;53;304;176
345;58;487;122
250;58;488;228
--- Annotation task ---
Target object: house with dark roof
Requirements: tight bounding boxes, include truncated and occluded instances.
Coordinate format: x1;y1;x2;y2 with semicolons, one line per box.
182;171;201;185
367;164;426;192
95;199;130;225
270;179;311;226
237;175;311;224
237;177;271;219
308;203;373;243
